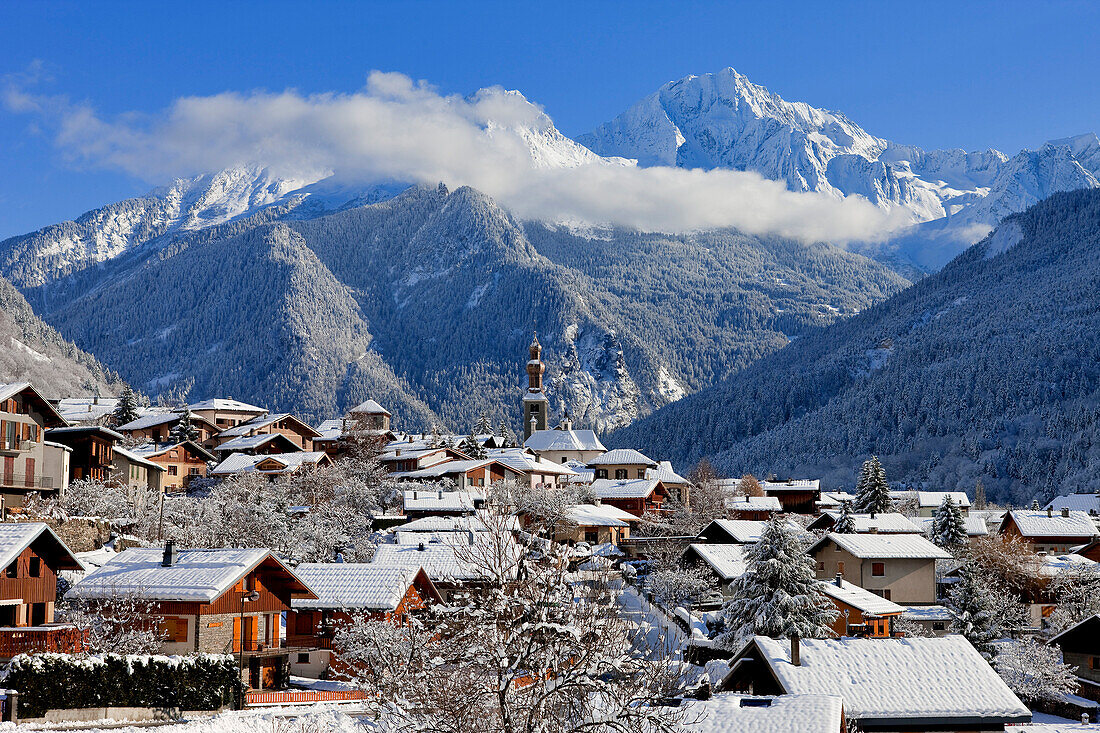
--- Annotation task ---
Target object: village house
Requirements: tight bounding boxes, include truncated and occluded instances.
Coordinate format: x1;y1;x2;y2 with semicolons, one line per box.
1049;614;1100;702
112;445;166;495
590;477;668;517
131;441;217;492
486;447;579;490
680;543;748;593
0;383;69;507
188;398;269;430
697;519;806;545
807;533;951;604
43;425;122;484
211;413;321;452
805;512;923;535
649;461;690;506
402;489;485;519
212;432;304;458
54;396;121;426
914;514;989;538
115;412;220;448
344;399;393;435
587;448;658;481
285;563;442;678
914;491;972;518
1046;492;1100;516
209;451;331;478
717;635;1030;732
370;537;519;601
897;605;955;637
761;479;821;514
998;508;1100;553
724;494;781;520
396;458;526;490
687;694;845;733
66;544;316;689
816;491;858;511
0;523;86;659
523;419;606;464
381;445;470;474
817;574;905;638
554;503;639;546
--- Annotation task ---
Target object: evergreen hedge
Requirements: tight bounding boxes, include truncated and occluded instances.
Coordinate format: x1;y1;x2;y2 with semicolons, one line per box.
5;653;240;718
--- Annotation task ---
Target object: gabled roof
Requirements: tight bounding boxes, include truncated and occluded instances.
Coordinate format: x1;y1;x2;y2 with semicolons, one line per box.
808;533;952;560
0;382;67;427
724;495;783;512
210;451;329;475
291;563;440;611
0;523;84;572
591;478;663;500
700;519;804;544
402;490;483;513
916;491;972;509
1049;613;1100;652
524;428;606;453
67;547;315;603
649;461;689;485
113;446;167;473
188;398;268;414
914;516;989;537
685;693;844;733
117;411;219;432
722;635;1030;725
348;399;390;416
45;425;125;441
761;479;820;493
682;543;747;581
817;578;905;617
999;509;1100;539
566;503;640;527
130;440;217;464
392;513;519;534
807;512;923;534
216;413;322;439
214;432;303;454
586;448;657;467
398;458;520;480
485;448;579;476
1046;493;1100;515
371;539;519;583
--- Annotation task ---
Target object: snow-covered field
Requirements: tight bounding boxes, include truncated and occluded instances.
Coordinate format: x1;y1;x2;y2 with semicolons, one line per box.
2;708;372;732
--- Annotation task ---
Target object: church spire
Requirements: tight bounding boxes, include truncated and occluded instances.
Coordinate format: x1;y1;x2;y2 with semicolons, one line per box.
522;332;549;440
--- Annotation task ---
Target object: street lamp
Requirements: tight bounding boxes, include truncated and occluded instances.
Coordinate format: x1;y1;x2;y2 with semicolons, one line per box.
238;590;260;688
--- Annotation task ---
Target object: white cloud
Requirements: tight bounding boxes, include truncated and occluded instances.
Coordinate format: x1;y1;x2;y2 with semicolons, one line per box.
5;71;909;242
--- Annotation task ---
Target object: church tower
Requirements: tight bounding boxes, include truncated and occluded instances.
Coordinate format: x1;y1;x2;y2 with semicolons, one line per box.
523;333;549;441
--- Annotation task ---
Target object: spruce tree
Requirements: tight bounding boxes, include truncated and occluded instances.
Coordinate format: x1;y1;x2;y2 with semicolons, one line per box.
459;433;487;460
934;496;968;549
1030;499;1041;510
111;385;140;427
853;456;891;514
498;421;514;448
720;516;837;648
948;565;998;659
169;407;201;444
833;501;856;534
475;412;493;435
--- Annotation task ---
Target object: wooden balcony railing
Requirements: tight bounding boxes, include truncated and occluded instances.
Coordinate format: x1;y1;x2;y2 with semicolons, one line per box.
0;625;87;658
0;474;54;490
282;633;334;650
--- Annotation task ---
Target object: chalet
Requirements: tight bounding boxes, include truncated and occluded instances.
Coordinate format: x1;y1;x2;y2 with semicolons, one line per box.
816;491;858;511
381;446;469;474
998;508;1100;553
402;489;485;518
345;399;392;434
0;383;68;506
0;523;84;630
590;478;668;517
807;533;951;604
285;563;442;678
130;441;217;491
396;458;526;490
43;425;122;483
806;512;923;535
556;503;639;546
112;446;166;495
486;447;579;490
914;515;989;538
66;544;316;689
686;694;845;733
209;451;331;478
212;432;304;458
649;461;690;506
680;543;747;591
55;396;121;426
761;479;821;514
724;494;781;520
1050;615;1100;702
188;398;268;430
697;519;806;545
212;413;321;452
523;421;606;464
717;635;1030;732
1046;492;1100;517
371;537;520;600
817;574;905;638
915;491;972;517
116;412;220;448
587;448;657;481
1076;537;1100;563
311;419;345;458
898;605;955;637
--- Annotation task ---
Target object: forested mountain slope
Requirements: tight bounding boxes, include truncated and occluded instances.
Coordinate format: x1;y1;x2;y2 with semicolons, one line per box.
16;185;906;430
0;276;123;398
611;189;1100;505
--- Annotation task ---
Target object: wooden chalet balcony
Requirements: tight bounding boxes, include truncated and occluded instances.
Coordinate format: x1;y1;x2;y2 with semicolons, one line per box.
0;625;87;658
0;474;54;490
226;638;287;655
282;633;334;650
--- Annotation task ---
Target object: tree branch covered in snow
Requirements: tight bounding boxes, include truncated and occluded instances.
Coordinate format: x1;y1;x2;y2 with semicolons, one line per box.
993;638;1078;705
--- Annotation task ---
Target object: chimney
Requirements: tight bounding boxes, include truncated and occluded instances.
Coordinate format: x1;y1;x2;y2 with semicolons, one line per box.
418;542;425;552
1047;506;1053;517
790;635;801;666
413;490;418;500
870;511;876;519
396;449;401;456
467;530;476;545
868;525;878;534
835;573;843;587
1062;507;1070;518
162;541;178;567
438;490;443;500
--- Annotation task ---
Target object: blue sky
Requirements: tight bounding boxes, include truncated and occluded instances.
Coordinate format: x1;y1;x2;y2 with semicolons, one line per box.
2;0;1099;239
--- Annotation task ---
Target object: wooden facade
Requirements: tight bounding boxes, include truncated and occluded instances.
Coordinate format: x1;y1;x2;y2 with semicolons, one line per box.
44;427;121;483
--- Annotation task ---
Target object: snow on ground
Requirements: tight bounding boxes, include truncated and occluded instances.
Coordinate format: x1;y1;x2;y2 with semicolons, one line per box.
2;708;376;732
1010;709;1100;730
615;582;687;659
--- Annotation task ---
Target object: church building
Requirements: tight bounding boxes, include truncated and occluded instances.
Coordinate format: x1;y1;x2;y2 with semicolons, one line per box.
523;335;549;440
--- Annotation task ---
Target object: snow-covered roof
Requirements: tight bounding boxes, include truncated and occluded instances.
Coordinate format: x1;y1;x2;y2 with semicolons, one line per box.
591;478;661;500
899;604;954;622
210;451;327;475
810;533;953;560
761;479;820;493
347;399;390;416
485;448;579;476
113;446;167;472
215;413;318;438
1037;553;1098;577
188;398;267;413
702;519;804;544
66;547;313;603
524;428;605;453
685;693;844;733
586;448;657;467
684;543;748;582
816;491;858;508
214;433;302;453
1046;493;1100;515
314;419;343;440
0;523;83;572
724;495;783;512
649;461;688;485
810;512;923;534
117;412;183;430
916;491;972;509
130;440;217;463
291;563;435;611
566;503;640;527
914;516;989;537
398;459;504;480
56;397;120;423
402;490;483;513
391;513;519;533
371;539;518;583
1000;509;1100;539
817;578;905;616
46;425;125;441
729;635;1030;724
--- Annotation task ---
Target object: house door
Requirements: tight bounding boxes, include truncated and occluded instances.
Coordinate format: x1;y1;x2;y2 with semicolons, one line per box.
2;457;12;487
29;603;46;626
0;605;15;626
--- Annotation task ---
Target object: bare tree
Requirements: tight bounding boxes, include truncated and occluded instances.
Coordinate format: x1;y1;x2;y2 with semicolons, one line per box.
736;473;763;498
58;590;167;655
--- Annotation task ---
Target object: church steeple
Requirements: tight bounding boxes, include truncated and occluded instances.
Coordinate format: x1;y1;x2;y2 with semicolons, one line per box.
522;332;549;441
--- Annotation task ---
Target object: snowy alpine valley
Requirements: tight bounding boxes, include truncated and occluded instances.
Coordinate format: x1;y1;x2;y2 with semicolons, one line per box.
3;3;1100;731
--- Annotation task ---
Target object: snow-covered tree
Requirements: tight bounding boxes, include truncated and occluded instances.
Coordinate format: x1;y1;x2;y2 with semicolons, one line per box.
497;420;514;448
58;592;167;655
933;495;968;549
994;638;1078;705
973;479;987;510
111;385;140;426
833;501;856;534
737;473;763;497
475;412;493;435
1030;499;1041;510
947;565;998;658
168;407;200;444
459;433;487;459
719;516;837;648
429;424;444;449
853;456;891;514
646;565;713;609
1047;563;1100;633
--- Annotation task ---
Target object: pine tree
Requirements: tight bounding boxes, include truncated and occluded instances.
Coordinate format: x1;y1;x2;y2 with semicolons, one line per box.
720;516;837;648
833;501;856;534
168;407;200;444
475;412;493;435
111;385;140;427
1030;499;1041;510
497;421;514;448
934;496;968;549
853;456;891;514
947;565;998;659
459;433;486;460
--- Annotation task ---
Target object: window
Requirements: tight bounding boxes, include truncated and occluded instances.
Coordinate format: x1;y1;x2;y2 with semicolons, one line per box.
29;557;40;578
189;467;200;475
297;653;310;664
637;469;645;478
614;469;628;480
242;575;255;592
817;561;825;572
168;465;178;476
160;617;188;642
585;530;599;544
4;562;15;578
595;469;608;479
871;562;885;577
837;562;844;574
933;622;946;631
530;404;540;413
